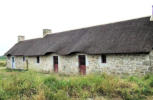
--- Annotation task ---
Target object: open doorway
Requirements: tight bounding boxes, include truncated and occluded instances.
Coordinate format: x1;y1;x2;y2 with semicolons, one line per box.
78;55;86;75
53;56;58;72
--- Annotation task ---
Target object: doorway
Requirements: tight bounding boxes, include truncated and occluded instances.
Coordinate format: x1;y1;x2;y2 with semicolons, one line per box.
12;57;15;69
53;56;58;72
78;55;86;75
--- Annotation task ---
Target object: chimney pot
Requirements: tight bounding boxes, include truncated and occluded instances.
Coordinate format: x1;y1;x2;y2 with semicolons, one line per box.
18;35;25;42
43;29;52;37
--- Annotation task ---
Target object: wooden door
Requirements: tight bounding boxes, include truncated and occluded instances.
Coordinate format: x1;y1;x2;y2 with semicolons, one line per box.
79;55;86;75
53;56;58;72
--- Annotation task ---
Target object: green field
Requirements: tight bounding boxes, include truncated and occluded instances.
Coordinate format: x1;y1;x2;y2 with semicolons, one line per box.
0;56;6;67
0;56;6;60
0;67;153;100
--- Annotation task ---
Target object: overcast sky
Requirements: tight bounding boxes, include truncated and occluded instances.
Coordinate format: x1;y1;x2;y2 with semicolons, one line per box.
0;0;153;56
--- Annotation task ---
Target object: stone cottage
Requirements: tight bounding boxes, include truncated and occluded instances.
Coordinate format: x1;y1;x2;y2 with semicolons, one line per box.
5;16;153;75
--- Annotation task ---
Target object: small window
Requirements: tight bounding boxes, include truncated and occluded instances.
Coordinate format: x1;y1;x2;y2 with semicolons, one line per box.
101;55;106;63
37;56;40;63
23;56;25;62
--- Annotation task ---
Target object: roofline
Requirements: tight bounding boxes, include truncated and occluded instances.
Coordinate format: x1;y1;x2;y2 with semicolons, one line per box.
6;51;150;57
15;16;151;41
46;16;151;36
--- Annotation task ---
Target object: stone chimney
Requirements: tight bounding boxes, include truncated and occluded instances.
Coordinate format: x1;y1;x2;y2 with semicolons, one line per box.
150;5;153;21
18;35;25;42
43;29;52;37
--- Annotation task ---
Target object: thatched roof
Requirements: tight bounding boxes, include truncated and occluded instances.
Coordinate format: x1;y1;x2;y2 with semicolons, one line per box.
5;16;153;56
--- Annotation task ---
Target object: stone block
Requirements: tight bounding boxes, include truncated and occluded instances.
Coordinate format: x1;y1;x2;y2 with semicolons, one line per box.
143;61;150;66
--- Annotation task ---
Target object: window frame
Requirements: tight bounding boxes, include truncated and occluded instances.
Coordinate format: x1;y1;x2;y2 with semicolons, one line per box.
53;56;58;65
78;55;86;66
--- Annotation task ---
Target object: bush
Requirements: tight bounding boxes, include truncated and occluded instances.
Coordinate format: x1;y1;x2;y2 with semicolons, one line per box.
0;61;6;67
0;71;42;100
150;80;153;87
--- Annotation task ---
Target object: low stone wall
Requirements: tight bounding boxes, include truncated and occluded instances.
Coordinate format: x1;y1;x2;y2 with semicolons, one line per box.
6;52;153;75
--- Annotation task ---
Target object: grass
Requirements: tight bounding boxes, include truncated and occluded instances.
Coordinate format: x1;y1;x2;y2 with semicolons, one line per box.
0;68;153;100
0;56;6;67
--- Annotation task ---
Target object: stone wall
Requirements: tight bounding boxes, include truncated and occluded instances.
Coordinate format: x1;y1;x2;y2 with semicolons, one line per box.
88;54;150;75
6;51;153;75
6;56;26;69
148;50;153;73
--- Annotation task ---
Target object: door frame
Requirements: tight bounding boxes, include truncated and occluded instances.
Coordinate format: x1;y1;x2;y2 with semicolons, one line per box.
11;56;15;69
53;56;58;72
78;55;86;75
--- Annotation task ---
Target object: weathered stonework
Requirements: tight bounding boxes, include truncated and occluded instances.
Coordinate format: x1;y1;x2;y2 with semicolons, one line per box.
6;51;153;75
